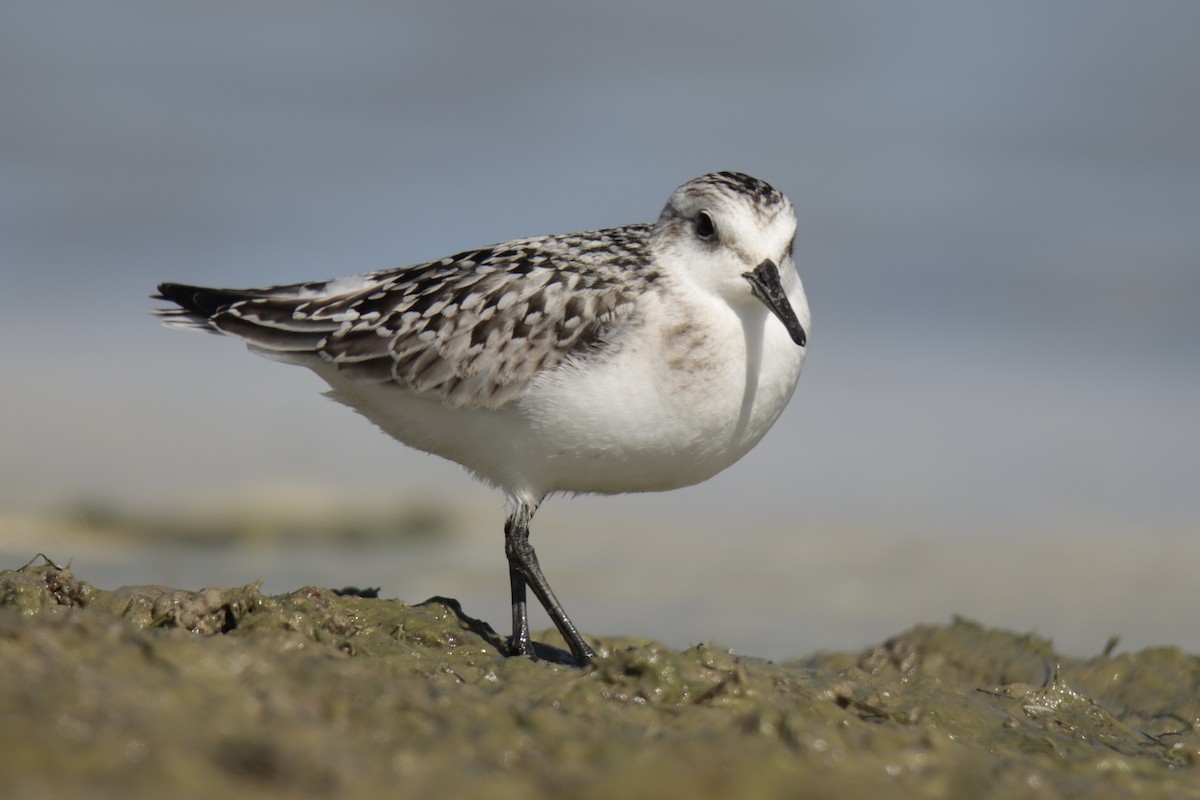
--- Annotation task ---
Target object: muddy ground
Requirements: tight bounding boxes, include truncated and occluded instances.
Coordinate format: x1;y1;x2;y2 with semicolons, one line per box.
1;558;1198;799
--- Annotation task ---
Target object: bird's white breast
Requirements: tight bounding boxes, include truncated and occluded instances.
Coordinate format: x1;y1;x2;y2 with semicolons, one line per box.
319;270;808;500
503;277;807;496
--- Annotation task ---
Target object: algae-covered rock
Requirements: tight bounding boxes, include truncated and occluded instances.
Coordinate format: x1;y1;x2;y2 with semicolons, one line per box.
1;558;1198;799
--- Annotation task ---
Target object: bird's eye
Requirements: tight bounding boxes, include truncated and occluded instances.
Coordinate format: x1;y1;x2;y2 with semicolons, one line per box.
695;210;716;241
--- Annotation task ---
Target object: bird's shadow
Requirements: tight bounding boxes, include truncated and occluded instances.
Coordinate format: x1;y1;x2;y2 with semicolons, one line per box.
417;595;581;666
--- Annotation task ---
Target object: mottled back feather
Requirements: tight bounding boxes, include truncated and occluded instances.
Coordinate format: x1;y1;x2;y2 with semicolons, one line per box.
158;225;660;409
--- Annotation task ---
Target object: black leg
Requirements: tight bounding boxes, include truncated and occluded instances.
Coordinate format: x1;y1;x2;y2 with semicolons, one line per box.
503;502;596;665
507;549;533;657
504;505;534;656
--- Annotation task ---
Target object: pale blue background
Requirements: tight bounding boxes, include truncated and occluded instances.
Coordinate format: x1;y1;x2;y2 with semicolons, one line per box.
3;2;1197;657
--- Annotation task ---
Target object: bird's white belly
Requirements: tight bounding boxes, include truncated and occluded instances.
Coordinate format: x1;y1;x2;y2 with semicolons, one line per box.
520;302;803;495
321;296;805;499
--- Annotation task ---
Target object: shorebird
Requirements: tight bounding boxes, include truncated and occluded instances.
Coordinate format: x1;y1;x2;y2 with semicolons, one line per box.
155;171;810;665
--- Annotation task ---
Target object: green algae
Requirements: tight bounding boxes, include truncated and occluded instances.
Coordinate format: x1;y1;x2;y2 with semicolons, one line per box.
1;559;1198;799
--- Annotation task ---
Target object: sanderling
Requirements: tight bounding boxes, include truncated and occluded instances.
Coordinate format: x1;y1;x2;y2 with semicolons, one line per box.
154;171;810;665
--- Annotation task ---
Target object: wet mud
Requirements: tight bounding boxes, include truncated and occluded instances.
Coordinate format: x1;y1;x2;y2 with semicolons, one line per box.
1;558;1198;799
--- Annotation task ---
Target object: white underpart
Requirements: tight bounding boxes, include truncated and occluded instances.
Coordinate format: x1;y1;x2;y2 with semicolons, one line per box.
317;270;806;503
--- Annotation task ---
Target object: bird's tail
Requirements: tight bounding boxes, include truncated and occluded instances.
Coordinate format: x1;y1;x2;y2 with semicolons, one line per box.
152;283;266;332
152;278;365;362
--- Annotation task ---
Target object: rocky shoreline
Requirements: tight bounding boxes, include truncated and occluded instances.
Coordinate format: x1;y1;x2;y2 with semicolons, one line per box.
2;558;1197;799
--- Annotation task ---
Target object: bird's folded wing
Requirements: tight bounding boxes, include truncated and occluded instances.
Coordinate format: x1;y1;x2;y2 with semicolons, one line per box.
198;236;652;409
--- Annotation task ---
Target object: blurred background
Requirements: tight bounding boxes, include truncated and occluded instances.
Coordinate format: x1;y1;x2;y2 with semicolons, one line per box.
2;1;1197;660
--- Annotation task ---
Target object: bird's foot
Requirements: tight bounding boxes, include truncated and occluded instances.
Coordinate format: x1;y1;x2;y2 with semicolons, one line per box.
506;633;535;658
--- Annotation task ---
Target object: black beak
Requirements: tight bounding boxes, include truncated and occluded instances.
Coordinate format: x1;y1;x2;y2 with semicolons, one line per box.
744;259;807;347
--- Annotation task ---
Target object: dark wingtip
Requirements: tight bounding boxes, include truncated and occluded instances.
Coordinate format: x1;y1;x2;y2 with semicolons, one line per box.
154;282;258;316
